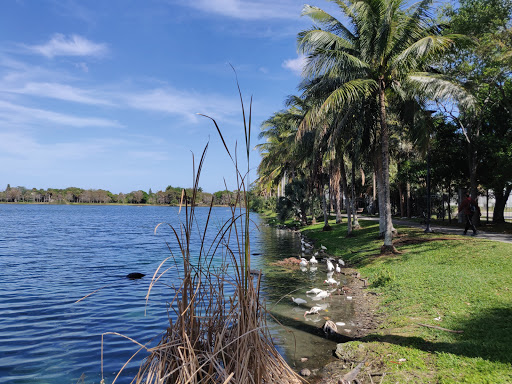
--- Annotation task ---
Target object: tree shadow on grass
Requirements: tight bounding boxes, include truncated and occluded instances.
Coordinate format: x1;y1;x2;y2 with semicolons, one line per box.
363;306;512;364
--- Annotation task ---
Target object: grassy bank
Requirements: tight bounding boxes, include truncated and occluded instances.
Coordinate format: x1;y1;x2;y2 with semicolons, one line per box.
300;219;512;383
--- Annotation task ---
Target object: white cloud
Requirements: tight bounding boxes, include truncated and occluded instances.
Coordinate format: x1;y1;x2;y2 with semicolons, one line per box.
282;55;306;76
0;100;121;128
177;0;300;20
123;88;240;121
6;82;113;106
26;34;108;58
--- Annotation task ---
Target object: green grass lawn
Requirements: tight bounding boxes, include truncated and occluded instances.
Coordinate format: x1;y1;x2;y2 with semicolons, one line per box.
301;219;512;383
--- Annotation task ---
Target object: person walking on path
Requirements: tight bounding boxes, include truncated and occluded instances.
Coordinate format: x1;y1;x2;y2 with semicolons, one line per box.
458;193;479;236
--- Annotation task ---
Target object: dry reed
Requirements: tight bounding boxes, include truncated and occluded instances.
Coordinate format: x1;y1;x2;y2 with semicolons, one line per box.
130;83;302;383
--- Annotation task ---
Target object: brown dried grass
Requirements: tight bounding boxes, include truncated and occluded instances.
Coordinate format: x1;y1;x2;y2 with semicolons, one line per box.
127;83;301;384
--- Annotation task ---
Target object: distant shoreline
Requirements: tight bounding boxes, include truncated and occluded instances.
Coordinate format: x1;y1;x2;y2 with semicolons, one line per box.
0;202;233;208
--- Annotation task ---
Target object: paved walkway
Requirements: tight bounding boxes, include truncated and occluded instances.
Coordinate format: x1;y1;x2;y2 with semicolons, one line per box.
358;216;512;244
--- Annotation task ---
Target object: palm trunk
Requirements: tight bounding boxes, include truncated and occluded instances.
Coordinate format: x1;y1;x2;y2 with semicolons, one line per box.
340;157;352;236
333;160;343;224
351;160;360;229
375;152;385;237
468;120;480;226
378;82;395;252
372;170;377;214
406;181;411;218
399;183;405;218
322;185;331;231
447;184;452;224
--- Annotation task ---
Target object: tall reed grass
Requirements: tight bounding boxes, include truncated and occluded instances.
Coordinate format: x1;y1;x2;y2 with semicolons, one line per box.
129;82;301;383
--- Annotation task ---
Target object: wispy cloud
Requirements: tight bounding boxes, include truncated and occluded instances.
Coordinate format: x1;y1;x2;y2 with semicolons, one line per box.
282;55;306;76
5;82;113;106
26;34;108;58
176;0;301;20
0;100;121;128
122;87;240;121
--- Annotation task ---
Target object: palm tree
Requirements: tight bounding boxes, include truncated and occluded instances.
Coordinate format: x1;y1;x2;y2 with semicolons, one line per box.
298;0;471;252
256;108;300;197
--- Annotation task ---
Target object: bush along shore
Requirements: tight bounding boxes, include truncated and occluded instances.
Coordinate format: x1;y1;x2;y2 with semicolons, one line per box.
275;217;512;384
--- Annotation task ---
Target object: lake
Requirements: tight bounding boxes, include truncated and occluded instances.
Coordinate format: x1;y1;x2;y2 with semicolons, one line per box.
0;204;355;384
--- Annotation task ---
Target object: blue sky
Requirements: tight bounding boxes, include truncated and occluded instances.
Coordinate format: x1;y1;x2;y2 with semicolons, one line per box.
1;0;449;194
0;0;331;194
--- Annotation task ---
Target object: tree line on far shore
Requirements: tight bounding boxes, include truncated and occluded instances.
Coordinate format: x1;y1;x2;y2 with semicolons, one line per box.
0;184;239;206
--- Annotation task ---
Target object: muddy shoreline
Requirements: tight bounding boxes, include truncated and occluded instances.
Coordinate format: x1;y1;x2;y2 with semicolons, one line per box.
267;227;383;383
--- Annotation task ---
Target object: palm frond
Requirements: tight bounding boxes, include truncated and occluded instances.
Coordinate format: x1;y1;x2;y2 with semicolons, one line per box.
406;72;477;110
302;4;356;41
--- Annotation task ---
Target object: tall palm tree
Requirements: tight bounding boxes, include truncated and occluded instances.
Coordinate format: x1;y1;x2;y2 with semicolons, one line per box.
256;108;301;197
298;0;471;251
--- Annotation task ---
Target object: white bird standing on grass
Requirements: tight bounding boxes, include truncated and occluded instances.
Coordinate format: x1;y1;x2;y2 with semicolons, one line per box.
321;244;327;251
338;258;345;266
335;265;341;274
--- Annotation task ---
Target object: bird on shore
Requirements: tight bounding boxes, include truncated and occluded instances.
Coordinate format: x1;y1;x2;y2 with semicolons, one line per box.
338;258;345;266
326;260;335;272
324;277;340;286
299;258;308;267
306;288;323;295
310;255;318;264
341;286;352;295
335;265;341;274
321;244;327;250
304;306;323;317
291;297;307;305
312;290;330;300
323;320;338;336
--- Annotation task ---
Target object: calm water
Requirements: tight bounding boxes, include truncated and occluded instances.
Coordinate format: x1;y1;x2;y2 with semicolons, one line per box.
0;204;355;384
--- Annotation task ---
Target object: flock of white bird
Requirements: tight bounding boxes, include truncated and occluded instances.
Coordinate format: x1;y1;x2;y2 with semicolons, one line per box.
292;238;352;322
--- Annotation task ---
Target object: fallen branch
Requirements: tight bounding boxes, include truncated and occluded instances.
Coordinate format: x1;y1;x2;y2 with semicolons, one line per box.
339;360;366;384
417;323;463;333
